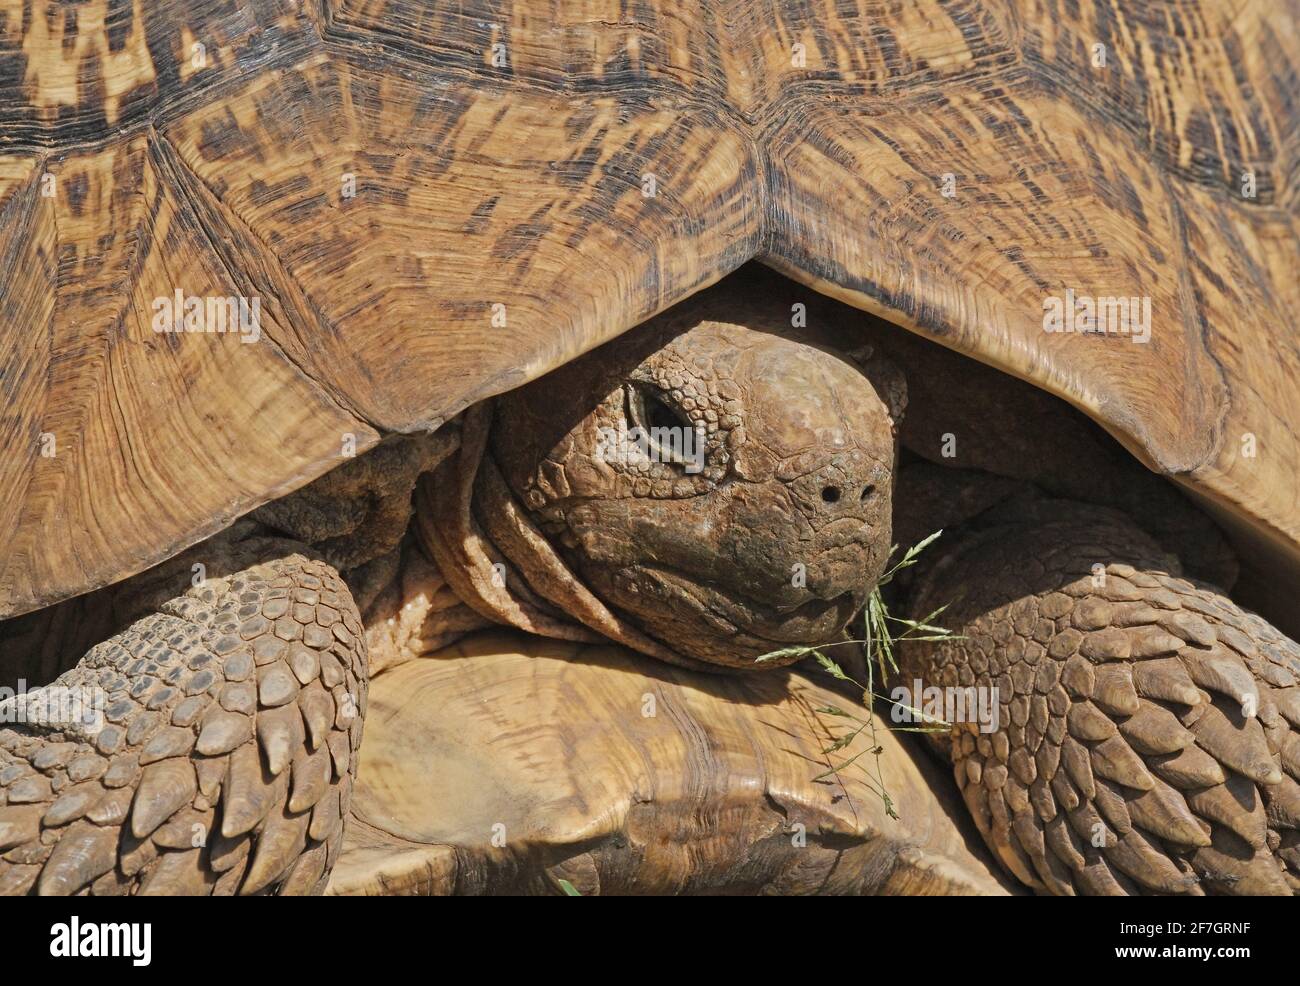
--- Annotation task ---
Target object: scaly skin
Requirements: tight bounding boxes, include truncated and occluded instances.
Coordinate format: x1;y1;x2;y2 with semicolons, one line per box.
0;536;365;895
901;500;1300;895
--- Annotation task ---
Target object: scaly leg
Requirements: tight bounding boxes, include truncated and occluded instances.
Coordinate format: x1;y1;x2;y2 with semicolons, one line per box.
901;502;1300;895
0;536;366;895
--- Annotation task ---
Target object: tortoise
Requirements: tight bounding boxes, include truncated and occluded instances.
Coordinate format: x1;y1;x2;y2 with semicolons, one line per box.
0;0;1296;896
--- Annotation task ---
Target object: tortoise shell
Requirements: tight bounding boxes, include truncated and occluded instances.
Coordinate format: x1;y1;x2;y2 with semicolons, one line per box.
1;0;1297;618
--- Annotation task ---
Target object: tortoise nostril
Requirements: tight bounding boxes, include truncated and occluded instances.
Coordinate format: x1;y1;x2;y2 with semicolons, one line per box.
860;484;875;500
821;486;841;504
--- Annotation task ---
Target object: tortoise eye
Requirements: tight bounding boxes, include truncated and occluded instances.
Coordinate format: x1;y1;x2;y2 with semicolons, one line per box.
625;385;699;467
644;390;691;434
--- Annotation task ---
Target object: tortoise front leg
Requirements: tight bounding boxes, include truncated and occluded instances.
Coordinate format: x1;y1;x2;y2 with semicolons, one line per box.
899;503;1300;896
0;538;366;895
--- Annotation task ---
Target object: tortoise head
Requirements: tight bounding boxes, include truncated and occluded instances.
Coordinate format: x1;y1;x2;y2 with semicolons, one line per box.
491;302;901;669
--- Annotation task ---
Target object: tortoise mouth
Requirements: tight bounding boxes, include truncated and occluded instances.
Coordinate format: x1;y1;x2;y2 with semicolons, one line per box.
639;563;864;648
